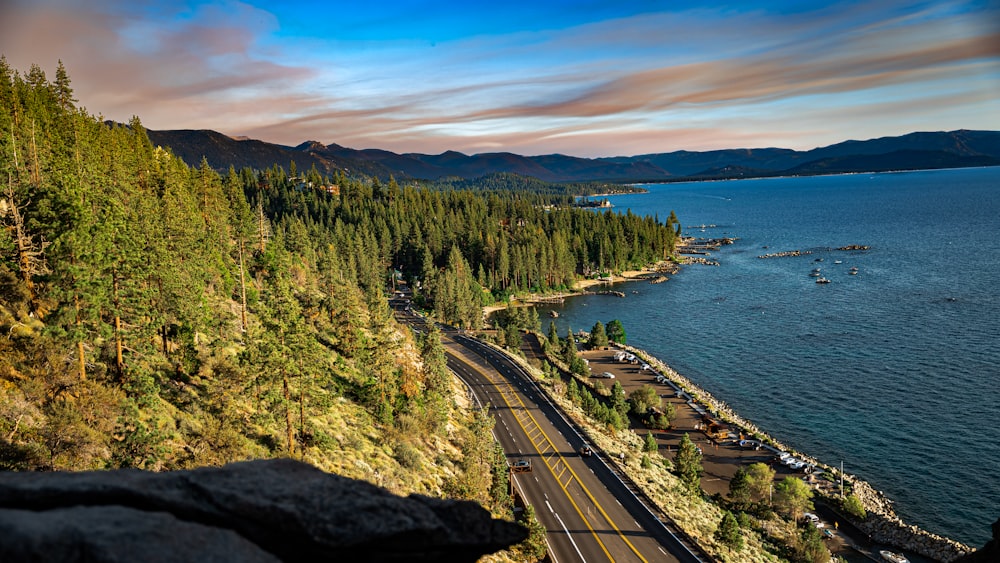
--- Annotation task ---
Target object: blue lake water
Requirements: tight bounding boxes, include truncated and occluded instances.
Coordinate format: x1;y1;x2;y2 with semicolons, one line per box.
539;167;1000;546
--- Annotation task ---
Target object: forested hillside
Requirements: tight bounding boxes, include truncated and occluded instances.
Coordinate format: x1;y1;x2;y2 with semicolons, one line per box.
0;58;679;558
0;58;484;490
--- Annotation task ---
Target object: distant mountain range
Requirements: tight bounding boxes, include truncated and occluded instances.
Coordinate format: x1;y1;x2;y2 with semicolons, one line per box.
145;129;1000;183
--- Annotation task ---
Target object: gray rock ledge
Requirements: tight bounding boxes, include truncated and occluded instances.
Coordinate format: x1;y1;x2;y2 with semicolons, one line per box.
0;458;527;562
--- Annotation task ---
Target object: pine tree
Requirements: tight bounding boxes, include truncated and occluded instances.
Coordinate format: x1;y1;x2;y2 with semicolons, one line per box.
547;320;560;349
606;319;627;344
644;431;658;453
729;466;752;506
674;433;703;493
562;326;577;366
715;510;744;551
588;320;608;348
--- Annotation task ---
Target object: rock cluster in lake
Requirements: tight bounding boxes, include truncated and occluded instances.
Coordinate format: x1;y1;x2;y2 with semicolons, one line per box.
0;458;527;562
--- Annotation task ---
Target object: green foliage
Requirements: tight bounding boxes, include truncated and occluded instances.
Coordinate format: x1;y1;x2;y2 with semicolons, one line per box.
729;466;752;506
792;523;830;563
512;504;547;562
566;377;579;403
488;441;512;514
841;494;866;519
571;378;627;431
629;384;660;415
644;431;658;453
609;380;628;419
674;433;703;494
641;454;653;469
774;476;814;520
393;441;422;470
744;462;777;504
562;326;578;365
587;320;608;348
110;398;166;470
546;320;560;349
606;319;627;344
715;510;744;552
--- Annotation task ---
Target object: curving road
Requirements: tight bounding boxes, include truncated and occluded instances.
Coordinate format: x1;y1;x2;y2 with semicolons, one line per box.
390;297;705;562
444;330;705;563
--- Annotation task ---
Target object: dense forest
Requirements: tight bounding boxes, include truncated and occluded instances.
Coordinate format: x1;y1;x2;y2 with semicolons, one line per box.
0;56;677;539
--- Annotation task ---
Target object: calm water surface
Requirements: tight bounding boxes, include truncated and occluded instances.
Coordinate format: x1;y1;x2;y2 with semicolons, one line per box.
540;168;1000;546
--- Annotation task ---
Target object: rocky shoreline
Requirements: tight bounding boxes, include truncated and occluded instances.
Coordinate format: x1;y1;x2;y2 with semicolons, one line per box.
492;238;981;561
609;334;976;562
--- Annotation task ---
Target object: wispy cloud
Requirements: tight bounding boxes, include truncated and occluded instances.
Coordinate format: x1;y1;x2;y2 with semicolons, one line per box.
1;0;996;156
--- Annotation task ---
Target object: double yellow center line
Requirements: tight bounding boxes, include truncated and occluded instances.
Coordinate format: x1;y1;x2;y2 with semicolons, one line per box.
480;358;648;563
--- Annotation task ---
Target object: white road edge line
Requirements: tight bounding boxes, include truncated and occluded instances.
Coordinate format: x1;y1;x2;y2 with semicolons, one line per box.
553;510;587;563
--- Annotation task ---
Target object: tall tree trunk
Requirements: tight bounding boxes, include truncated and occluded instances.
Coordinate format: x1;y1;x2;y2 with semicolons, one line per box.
257;198;267;252
113;268;124;379
29;120;41;187
238;238;249;334
75;290;86;381
298;382;305;447
5;177;42;312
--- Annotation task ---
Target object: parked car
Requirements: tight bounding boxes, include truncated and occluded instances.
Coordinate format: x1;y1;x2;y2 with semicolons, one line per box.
803;513;824;527
598;371;615;379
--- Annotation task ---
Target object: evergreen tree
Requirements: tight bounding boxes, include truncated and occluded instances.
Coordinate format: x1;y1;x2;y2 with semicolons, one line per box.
419;325;453;433
587;320;609;348
562;326;577;366
609;380;628;419
514;504;548;562
728;466;752;506
674;433;703;493
606;319;627;344
794;524;829;563
714;510;744;551
644;431;658;453
546;320;560;350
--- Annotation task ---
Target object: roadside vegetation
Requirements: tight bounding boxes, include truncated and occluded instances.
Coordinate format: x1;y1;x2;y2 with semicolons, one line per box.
477;319;846;562
2;59;853;562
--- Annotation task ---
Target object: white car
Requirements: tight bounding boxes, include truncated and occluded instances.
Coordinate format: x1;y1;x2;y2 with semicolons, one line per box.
599;371;615;379
803;512;824;528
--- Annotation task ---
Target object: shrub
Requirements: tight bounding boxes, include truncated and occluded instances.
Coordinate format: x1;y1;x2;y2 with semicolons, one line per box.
394;442;422;469
842;494;866;519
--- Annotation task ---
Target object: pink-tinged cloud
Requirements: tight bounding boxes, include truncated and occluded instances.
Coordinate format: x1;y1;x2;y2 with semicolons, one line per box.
1;1;997;157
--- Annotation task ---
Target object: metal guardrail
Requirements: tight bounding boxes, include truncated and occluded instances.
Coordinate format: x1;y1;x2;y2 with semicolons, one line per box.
455;334;713;563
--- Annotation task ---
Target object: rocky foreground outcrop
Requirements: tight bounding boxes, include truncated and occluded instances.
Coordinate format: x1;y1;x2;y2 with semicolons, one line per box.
953;518;999;563
0;458;527;562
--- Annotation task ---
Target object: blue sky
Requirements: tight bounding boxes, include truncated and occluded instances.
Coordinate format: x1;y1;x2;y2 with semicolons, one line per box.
2;0;998;157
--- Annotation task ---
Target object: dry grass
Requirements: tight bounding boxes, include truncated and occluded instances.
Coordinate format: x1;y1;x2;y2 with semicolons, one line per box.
508;350;784;562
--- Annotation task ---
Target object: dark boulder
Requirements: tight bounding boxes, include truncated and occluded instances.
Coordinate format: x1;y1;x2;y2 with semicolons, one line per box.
953;518;999;563
0;458;527;562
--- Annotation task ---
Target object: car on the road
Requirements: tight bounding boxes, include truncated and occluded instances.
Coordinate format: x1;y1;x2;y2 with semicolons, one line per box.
579;445;594;457
511;459;532;473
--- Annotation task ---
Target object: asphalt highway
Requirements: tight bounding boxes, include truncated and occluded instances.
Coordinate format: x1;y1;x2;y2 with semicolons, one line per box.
445;332;702;563
390;297;705;562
